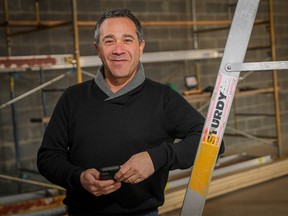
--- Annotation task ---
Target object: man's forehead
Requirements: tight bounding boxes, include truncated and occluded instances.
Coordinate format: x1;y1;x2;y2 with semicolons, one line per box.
101;17;136;28
101;17;136;29
99;17;137;37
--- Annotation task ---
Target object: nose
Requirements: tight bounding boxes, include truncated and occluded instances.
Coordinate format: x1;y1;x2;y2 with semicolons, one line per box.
112;42;125;55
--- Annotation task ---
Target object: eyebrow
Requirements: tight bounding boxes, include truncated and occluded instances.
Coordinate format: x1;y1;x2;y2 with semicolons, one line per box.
102;34;136;41
122;34;135;39
102;34;114;40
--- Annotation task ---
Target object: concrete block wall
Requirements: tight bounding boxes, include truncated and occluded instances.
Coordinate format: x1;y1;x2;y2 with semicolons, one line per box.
0;0;287;195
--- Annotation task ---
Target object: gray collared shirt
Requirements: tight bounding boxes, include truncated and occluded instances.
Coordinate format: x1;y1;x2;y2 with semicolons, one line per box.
94;62;145;101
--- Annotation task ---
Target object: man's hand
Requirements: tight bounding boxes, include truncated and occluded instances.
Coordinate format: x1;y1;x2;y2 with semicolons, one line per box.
115;151;155;184
80;168;121;196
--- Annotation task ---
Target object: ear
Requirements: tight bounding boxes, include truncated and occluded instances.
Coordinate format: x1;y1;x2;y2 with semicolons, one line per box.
139;40;145;57
94;42;100;57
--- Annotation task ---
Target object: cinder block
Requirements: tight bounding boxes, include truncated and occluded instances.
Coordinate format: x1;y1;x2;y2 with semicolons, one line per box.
0;145;15;162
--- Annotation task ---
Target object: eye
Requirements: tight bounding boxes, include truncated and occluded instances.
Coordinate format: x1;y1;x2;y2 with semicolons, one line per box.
103;39;115;46
123;38;133;44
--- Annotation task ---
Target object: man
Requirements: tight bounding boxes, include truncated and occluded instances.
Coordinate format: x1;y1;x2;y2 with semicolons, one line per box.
37;8;224;215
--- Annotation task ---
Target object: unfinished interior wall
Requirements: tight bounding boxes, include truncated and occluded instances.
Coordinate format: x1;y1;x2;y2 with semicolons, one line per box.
0;0;287;196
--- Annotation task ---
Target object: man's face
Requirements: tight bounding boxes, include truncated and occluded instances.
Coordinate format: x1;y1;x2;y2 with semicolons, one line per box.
96;17;145;84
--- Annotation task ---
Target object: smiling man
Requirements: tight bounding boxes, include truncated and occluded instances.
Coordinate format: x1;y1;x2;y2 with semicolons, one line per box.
37;8;224;216
95;16;145;92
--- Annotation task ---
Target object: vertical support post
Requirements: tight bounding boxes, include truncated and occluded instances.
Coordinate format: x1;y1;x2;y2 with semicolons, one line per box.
180;0;260;215
35;0;40;23
191;0;198;50
191;0;201;90
3;0;12;56
71;0;83;83
9;73;21;169
3;0;21;170
39;68;48;129
268;0;282;157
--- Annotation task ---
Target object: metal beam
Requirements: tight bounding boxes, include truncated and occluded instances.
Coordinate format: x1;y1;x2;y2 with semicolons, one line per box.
225;61;288;72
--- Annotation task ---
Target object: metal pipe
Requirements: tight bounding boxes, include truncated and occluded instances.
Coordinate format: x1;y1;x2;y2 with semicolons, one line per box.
142;19;267;26
82;69;96;78
7;22;72;37
167;155;273;190
0;174;64;190
3;0;12;56
192;20;269;34
9;73;21;169
0;20;71;27
4;0;21;173
191;0;201;90
191;0;198;49
0;72;68;110
225;126;274;145
39;67;48;129
0;19;268;28
39;68;48;117
71;0;82;83
0;190;59;205
268;0;283;157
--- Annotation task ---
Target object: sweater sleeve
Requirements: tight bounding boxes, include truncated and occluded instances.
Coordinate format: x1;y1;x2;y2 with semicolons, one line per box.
148;88;225;171
37;88;84;190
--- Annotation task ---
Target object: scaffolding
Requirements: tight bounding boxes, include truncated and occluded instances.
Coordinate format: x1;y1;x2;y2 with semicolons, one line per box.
0;0;287;214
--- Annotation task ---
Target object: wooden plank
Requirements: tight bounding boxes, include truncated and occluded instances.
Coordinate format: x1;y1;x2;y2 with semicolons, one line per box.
0;195;64;215
159;158;288;214
235;87;274;97
183;87;275;105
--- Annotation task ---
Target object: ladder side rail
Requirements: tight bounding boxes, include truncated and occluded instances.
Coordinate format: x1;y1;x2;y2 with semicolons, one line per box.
180;0;260;215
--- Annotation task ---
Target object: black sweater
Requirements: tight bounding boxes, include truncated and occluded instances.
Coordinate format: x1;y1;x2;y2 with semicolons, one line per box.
37;78;223;215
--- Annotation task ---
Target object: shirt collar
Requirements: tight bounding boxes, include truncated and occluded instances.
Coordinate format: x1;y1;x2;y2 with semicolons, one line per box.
95;62;145;101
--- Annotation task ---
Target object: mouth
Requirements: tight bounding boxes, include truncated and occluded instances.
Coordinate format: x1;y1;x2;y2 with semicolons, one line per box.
110;59;128;66
111;59;127;62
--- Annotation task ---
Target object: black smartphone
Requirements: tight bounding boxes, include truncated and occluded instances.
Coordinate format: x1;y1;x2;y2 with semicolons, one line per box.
99;165;120;180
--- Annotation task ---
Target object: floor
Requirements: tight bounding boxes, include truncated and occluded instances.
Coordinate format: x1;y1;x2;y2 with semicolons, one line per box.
162;175;288;216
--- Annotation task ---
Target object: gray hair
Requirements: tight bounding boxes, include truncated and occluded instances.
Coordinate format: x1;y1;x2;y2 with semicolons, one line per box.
94;8;144;46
